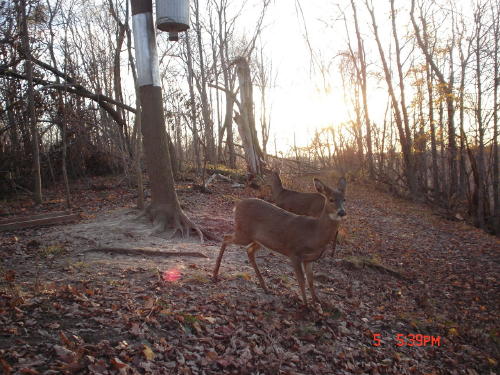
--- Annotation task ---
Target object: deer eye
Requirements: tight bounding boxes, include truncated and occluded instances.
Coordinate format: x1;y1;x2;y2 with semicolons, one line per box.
329;199;334;203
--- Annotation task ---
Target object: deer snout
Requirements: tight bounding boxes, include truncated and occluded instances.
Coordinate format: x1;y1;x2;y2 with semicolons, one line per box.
338;209;346;217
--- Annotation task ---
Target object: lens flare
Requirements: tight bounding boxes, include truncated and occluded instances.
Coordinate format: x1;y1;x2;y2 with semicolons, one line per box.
162;268;181;282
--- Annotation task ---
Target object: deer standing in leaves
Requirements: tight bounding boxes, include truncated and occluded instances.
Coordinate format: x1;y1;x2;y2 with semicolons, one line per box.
213;178;346;307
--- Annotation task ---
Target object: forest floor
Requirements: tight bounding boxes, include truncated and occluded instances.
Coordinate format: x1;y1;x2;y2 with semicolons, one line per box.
0;173;499;375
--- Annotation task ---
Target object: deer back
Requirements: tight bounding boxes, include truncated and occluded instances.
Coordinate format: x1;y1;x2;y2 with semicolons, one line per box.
234;198;339;259
276;190;325;217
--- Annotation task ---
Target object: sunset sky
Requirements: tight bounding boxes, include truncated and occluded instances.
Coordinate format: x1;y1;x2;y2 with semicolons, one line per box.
238;0;472;152
247;0;388;151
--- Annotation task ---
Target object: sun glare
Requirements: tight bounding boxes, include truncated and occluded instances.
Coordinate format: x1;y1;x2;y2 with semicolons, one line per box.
268;83;349;151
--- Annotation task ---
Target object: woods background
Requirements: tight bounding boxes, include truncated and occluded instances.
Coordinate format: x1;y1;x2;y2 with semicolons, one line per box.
0;0;499;236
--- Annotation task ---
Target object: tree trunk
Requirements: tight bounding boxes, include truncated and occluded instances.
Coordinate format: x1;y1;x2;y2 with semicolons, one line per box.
411;0;457;200
351;0;373;178
223;94;236;168
233;56;263;175
458;44;470;201
474;10;486;229
184;34;202;174
492;2;499;235
47;0;71;208
366;1;416;195
193;0;215;164
19;0;42;204
125;1;144;209
130;0;201;239
109;0;131;156
390;0;416;195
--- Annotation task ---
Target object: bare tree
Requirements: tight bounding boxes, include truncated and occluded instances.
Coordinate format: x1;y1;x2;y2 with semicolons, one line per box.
492;0;500;233
411;0;457;201
254;42;275;158
366;0;416;194
233;56;264;175
193;0;216;164
19;0;42;204
350;0;374;178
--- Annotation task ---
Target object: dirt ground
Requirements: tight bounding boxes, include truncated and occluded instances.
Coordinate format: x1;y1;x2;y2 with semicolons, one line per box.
0;174;498;374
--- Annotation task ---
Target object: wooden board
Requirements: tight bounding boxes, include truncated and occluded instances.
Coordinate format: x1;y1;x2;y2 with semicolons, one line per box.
0;211;71;224
0;213;79;231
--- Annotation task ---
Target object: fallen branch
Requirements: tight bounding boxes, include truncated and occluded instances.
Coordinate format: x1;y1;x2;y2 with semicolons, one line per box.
83;247;208;258
204;173;244;189
340;256;409;280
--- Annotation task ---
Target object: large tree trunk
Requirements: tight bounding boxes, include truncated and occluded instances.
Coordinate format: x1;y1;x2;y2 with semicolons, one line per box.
130;0;201;239
233;56;264;175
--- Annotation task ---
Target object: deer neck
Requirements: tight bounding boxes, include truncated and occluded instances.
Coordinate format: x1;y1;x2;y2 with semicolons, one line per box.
316;197;341;243
271;175;284;199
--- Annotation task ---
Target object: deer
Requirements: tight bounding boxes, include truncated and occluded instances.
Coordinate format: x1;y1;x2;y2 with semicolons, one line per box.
212;177;346;307
269;172;325;216
269;171;341;255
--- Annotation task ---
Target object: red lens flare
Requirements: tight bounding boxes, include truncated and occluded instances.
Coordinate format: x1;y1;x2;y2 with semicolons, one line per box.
162;268;181;282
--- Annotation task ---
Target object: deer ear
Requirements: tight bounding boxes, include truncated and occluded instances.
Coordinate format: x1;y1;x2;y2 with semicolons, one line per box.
313;178;326;194
338;177;347;194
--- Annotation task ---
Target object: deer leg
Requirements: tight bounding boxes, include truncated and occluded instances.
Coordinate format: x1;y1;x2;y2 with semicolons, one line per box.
246;242;269;293
330;230;338;257
213;234;233;280
291;258;308;306
304;262;320;304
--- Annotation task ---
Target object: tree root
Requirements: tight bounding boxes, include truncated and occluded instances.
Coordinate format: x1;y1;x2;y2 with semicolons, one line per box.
138;203;205;243
200;228;220;242
84;247;207;258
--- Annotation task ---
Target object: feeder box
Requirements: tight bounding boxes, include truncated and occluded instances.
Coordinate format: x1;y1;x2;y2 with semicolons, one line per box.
156;0;189;33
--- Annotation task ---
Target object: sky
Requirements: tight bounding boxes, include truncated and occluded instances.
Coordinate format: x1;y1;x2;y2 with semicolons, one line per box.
245;0;383;152
240;0;474;152
257;1;346;151
154;0;475;154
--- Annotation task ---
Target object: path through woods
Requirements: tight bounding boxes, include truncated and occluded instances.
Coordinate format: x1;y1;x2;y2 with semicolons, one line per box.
0;175;498;374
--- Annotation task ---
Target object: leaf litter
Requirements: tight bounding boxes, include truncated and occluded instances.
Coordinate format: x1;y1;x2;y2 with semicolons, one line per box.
0;175;498;374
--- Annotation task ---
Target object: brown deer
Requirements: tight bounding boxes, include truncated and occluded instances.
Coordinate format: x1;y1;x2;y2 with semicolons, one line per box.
270;171;341;254
269;172;325;216
212;177;346;307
